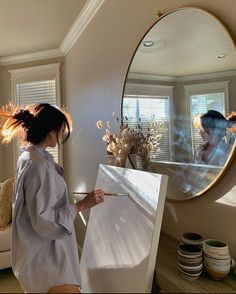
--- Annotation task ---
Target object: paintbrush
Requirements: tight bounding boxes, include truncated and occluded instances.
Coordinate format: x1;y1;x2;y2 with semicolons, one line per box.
73;192;128;196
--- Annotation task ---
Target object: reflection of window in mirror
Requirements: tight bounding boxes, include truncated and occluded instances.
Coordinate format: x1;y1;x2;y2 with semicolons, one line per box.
184;81;229;164
123;83;173;162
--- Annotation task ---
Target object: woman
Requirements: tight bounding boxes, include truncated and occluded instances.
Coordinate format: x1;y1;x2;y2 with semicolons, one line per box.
0;103;105;293
194;110;230;166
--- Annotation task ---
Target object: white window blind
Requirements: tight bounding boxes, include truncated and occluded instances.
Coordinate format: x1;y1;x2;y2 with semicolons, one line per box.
191;92;225;154
9;64;61;170
16;78;60;163
123;95;172;161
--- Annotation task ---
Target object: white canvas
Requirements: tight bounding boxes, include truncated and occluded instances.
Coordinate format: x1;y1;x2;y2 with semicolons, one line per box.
80;164;168;293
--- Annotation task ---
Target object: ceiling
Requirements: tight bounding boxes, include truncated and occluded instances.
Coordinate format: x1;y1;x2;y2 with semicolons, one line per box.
1;2;236;76
129;8;236;77
0;0;86;58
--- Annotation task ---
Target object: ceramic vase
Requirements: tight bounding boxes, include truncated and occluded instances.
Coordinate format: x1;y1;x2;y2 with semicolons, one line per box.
177;244;203;281
134;154;150;170
106;154;116;166
182;232;203;248
115;151;128;167
203;239;234;281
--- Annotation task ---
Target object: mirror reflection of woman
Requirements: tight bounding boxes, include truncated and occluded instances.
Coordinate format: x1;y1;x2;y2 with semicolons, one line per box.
226;111;236;145
0;103;105;293
194;110;231;166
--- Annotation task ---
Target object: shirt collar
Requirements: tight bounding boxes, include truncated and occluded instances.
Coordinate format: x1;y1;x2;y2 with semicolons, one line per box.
21;144;54;163
20;144;64;176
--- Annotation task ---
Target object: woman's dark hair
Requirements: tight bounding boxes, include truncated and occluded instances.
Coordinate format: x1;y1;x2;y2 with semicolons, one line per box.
200;110;228;139
0;103;72;145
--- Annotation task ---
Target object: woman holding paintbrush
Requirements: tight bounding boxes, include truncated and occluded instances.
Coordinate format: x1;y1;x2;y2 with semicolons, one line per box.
0;103;104;293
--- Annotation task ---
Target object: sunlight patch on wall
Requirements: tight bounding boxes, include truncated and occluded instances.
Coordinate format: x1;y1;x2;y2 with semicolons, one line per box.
74;182;87;201
215;189;236;207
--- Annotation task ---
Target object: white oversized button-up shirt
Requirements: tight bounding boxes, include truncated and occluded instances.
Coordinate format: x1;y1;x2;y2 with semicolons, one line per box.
11;145;81;293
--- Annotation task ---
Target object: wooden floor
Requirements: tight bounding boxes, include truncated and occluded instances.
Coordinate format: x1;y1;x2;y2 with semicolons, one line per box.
0;268;23;293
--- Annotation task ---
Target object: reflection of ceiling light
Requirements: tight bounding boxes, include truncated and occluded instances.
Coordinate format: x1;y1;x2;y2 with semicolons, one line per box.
217;54;227;59
142;41;155;47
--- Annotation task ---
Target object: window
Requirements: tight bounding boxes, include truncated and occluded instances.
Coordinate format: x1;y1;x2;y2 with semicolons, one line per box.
123;83;173;162
9;63;61;168
184;81;229;157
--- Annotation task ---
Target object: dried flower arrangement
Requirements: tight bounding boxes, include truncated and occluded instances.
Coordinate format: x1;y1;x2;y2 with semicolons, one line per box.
97;113;166;169
96;113;135;167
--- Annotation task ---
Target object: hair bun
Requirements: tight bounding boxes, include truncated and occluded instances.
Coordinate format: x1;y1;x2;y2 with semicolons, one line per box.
14;109;34;128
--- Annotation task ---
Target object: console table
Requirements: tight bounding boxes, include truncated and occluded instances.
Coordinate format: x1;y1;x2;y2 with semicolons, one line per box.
155;233;236;293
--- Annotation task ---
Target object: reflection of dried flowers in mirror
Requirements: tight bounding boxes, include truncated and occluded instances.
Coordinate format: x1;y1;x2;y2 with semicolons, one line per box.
128;118;166;168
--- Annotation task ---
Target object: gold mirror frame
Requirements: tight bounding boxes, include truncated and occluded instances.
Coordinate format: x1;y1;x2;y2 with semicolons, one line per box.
121;7;236;202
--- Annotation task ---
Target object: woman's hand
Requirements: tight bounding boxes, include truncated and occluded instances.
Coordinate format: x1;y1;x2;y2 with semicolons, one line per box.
76;189;105;212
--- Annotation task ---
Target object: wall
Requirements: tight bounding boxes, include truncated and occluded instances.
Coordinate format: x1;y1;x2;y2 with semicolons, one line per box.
0;57;64;181
63;0;236;258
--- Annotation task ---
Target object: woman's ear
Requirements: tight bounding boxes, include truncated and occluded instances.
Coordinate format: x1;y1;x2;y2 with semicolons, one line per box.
45;131;55;143
49;131;56;139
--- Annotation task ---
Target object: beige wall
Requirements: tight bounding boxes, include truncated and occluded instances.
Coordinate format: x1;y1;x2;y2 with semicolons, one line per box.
63;0;236;258
0;57;64;181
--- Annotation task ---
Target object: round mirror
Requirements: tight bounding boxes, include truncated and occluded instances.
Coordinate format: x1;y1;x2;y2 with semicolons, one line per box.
121;7;236;201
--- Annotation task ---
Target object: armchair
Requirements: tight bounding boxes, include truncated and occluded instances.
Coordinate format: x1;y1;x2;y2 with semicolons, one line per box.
0;178;14;269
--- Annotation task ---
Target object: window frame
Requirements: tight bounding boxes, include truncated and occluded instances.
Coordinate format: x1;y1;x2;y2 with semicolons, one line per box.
9;63;62;170
123;82;174;162
184;81;230;158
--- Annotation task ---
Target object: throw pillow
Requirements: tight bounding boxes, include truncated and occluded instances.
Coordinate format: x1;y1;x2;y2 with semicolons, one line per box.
0;178;15;230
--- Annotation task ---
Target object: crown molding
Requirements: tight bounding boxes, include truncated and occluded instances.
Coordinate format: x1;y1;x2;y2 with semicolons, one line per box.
127;72;177;82
0;0;104;65
0;48;64;66
176;70;236;81
60;0;105;55
128;70;236;83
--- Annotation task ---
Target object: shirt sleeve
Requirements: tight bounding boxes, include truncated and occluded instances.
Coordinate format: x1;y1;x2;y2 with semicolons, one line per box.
24;162;77;240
